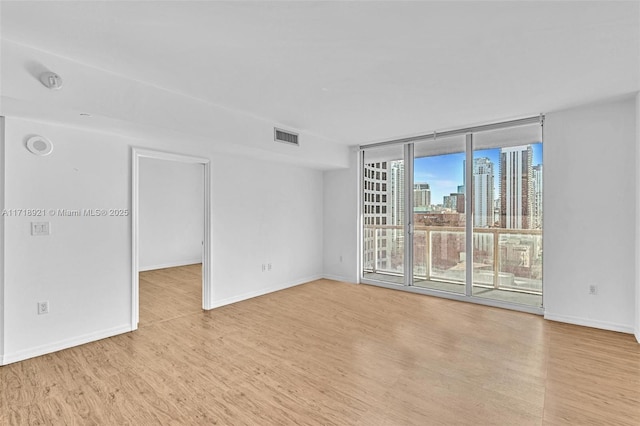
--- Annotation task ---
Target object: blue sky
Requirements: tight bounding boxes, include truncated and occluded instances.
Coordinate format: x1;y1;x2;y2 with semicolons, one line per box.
414;143;543;206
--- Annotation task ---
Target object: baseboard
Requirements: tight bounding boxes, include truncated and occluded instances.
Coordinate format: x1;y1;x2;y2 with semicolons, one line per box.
544;312;635;334
210;274;323;309
635;330;640;344
1;324;131;365
139;259;201;272
322;274;356;283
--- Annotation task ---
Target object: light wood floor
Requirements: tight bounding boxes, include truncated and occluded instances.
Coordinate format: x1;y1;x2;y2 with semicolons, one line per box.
138;263;202;328
2;265;640;425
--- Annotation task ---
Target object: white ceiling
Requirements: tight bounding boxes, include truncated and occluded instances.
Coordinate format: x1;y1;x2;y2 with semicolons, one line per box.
1;1;639;145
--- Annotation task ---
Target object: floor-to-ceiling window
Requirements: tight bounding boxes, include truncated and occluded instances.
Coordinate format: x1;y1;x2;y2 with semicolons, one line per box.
360;118;543;312
471;126;543;307
362;145;406;285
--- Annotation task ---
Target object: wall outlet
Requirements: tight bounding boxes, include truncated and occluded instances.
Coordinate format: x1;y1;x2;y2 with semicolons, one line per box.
589;285;598;295
261;264;266;272
268;263;272;271
37;301;49;315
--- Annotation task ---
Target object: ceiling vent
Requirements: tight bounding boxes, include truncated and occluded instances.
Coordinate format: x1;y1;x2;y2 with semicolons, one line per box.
274;128;299;146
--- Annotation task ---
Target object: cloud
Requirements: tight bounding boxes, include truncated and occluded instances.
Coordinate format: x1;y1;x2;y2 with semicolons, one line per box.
414;172;436;181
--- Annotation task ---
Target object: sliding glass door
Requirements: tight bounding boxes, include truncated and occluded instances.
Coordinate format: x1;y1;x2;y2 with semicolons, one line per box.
360;119;543;312
471;126;543;307
412;135;466;294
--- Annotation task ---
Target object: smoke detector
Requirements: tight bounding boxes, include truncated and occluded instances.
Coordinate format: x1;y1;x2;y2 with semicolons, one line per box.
39;72;63;90
26;135;54;156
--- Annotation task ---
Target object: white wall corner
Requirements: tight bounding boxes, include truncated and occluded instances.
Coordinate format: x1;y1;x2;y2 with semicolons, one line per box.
0;116;5;363
322;274;357;283
2;324;132;366
636;91;640;343
210;275;323;309
544;312;636;335
544;98;636;334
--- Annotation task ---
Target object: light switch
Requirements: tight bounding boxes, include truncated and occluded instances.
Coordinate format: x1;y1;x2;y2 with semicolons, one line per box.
31;222;50;236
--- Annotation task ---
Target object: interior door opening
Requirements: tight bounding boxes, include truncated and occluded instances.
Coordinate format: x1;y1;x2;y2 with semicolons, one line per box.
137;157;204;327
131;148;212;330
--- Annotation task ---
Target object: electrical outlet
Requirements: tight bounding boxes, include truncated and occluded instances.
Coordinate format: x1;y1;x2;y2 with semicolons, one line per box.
261;264;266;272
268;263;272;271
589;285;598;295
37;301;49;315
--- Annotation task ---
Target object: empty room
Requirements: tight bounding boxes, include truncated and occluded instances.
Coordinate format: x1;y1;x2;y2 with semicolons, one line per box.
1;1;639;425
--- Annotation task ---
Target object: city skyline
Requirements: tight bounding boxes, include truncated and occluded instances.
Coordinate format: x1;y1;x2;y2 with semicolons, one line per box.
414;143;543;207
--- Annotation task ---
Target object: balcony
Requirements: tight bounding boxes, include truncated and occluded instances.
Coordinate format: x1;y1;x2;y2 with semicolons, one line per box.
363;225;543;307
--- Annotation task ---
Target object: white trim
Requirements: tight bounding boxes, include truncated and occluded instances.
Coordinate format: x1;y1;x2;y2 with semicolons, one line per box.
356;149;364;284
139;259;202;272
465;133;473;296
131;147;212;332
0;116;5;363
636;91;640;345
322;274;356;283
360;115;543;150
544;312;635;334
211;275;322;309
1;324;131;366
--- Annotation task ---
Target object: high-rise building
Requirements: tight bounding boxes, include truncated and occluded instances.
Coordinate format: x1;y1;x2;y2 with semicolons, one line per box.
472;157;494;227
362;161;391;271
500;145;533;229
455;185;466;214
532;164;543;229
362;161;390;227
390;161;405;225
413;182;431;210
443;194;454;210
443;192;465;213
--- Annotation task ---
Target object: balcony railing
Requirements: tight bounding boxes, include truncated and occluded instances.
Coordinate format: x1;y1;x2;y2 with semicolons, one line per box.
363;225;542;295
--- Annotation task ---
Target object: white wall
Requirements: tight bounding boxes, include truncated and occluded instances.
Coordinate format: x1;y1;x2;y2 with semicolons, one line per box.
0;38;333;364
636;92;640;343
544;95;637;333
0;117;325;364
323;149;360;283
0;117;6;365
139;158;204;271
2;118;132;363
210;154;324;306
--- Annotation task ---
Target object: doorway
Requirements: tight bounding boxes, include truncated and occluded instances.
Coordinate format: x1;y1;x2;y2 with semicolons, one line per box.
131;148;211;330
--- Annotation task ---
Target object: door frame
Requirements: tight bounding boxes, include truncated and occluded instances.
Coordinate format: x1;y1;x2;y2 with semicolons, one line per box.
131;147;212;330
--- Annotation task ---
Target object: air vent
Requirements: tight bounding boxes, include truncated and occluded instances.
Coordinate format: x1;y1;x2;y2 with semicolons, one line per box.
274;128;299;146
